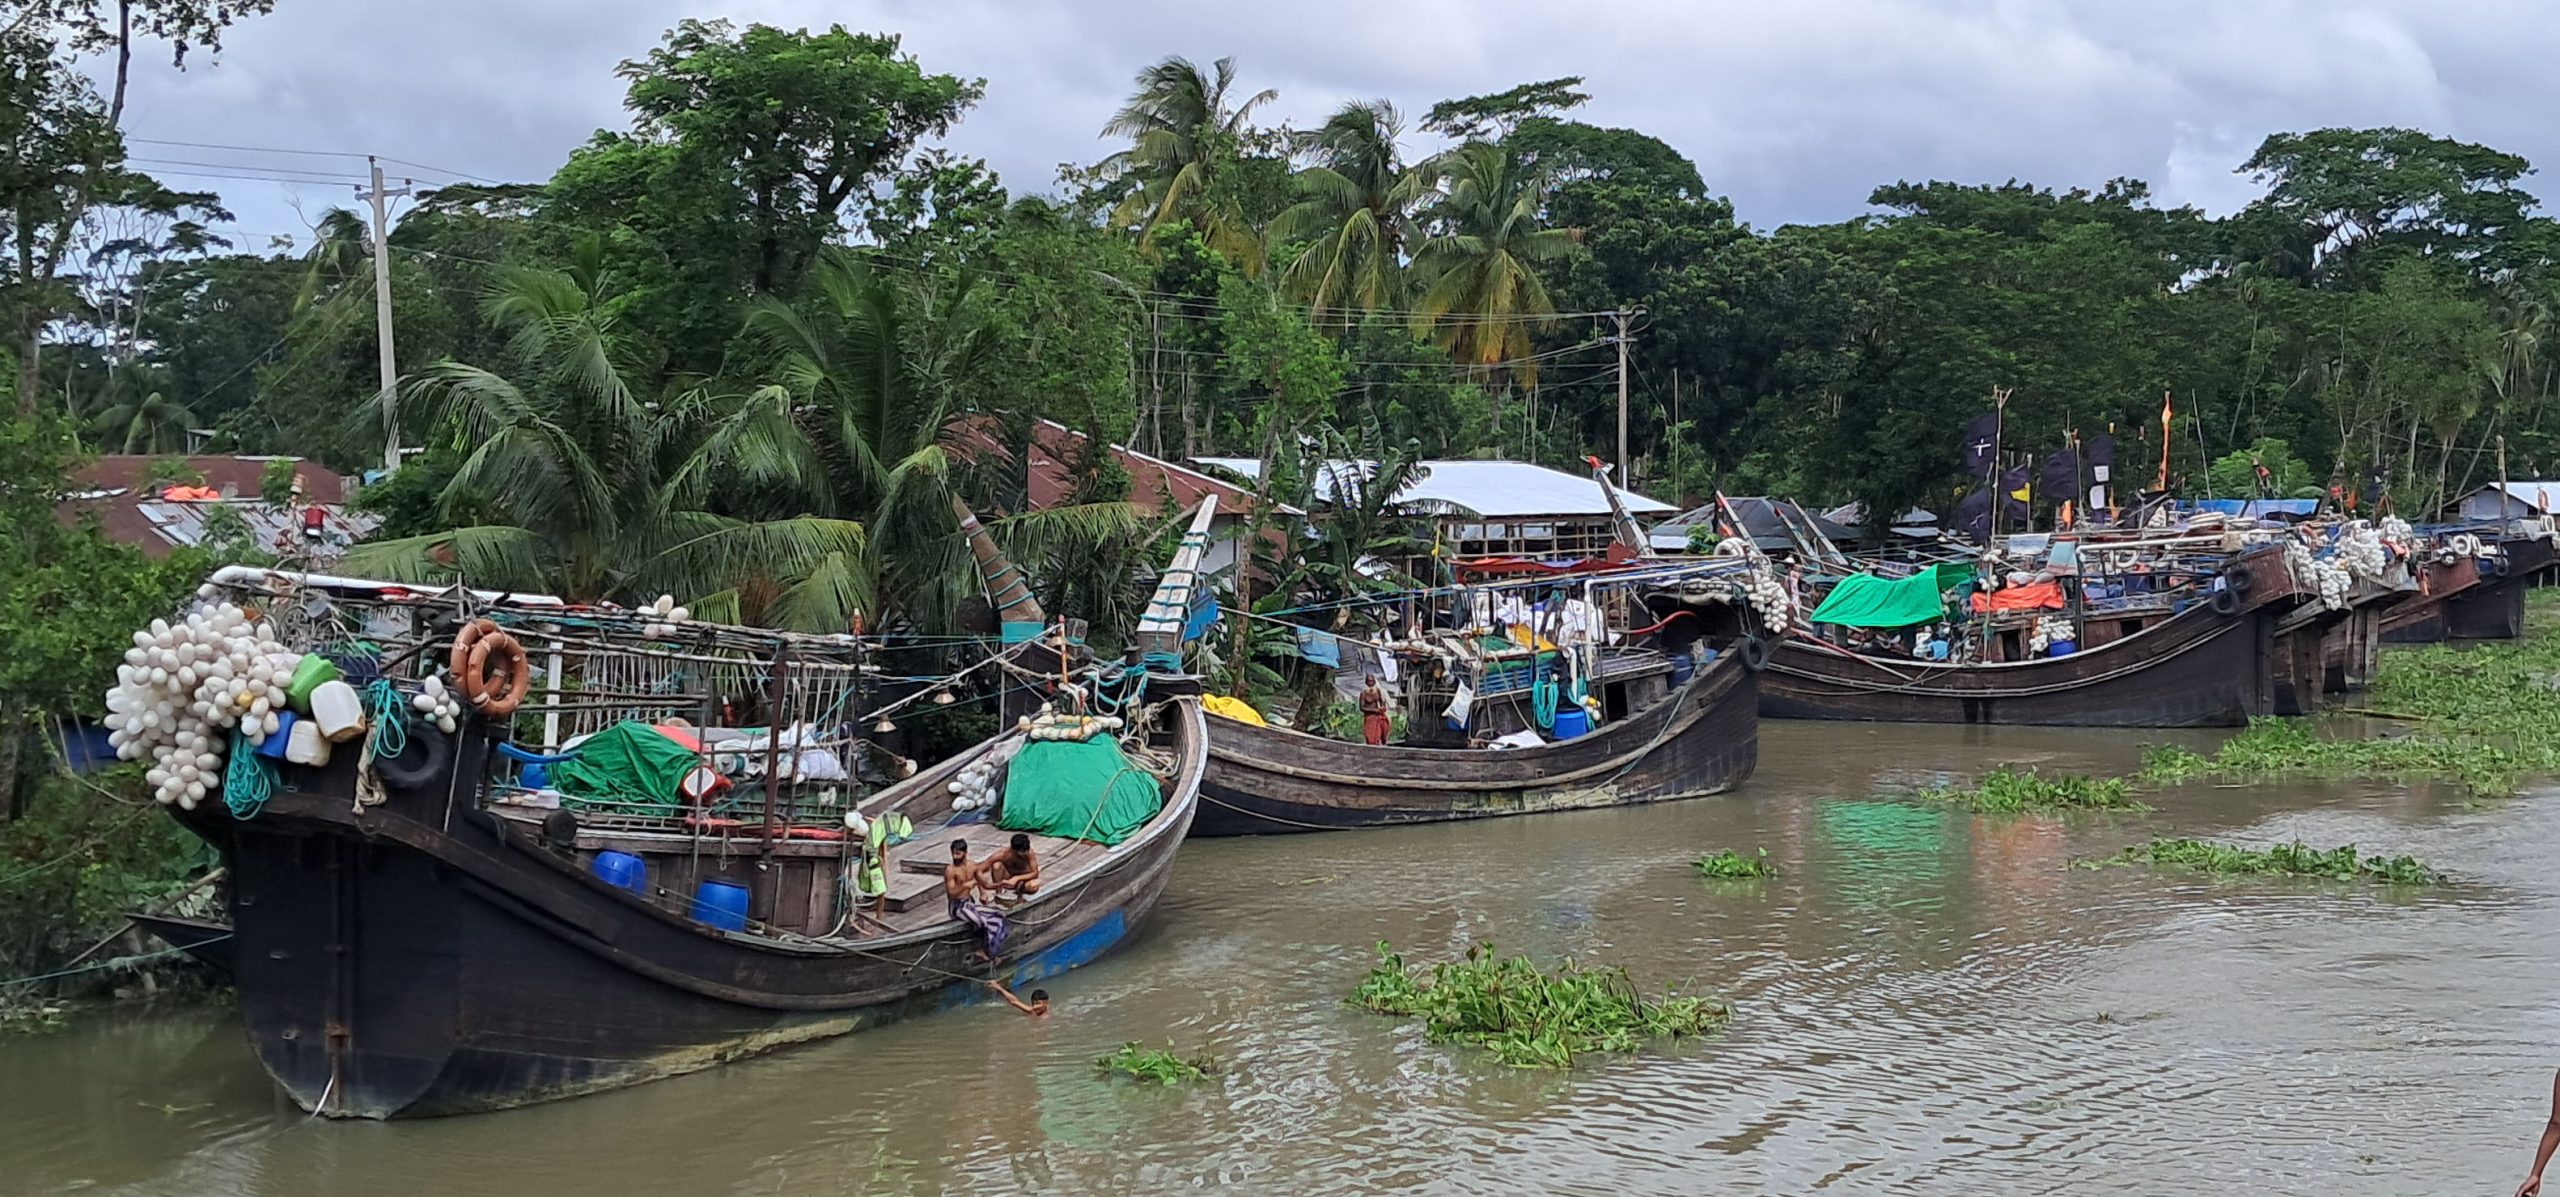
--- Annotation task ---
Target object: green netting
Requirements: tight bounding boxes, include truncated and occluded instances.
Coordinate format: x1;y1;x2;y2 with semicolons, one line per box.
1808;563;1975;628
998;736;1164;846
550;721;701;817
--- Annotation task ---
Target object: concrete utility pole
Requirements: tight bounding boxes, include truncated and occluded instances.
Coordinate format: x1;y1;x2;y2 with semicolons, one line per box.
1611;307;1643;481
359;158;412;474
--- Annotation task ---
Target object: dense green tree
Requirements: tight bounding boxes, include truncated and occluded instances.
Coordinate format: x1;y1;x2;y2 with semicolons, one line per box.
542;20;981;365
2236;127;2541;287
1421;76;1590;141
86;368;191;453
0;413;207;813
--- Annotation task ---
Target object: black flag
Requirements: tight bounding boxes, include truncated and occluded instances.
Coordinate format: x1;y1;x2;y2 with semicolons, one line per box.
2039;446;2081;500
1956;487;1992;544
1959;412;2000;480
2085;433;2117;510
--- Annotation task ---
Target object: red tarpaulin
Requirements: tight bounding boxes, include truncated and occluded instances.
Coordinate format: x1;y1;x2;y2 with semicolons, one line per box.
1969;579;2065;613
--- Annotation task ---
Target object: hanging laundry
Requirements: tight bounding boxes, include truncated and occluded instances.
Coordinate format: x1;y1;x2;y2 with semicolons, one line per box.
1293;627;1341;668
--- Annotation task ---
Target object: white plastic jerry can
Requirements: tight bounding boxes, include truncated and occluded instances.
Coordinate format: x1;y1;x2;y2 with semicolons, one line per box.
308;679;367;742
285;718;333;767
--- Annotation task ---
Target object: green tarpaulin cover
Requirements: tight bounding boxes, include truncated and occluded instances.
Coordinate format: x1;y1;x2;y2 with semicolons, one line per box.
551;720;701;817
999;736;1164;847
1808;563;1975;628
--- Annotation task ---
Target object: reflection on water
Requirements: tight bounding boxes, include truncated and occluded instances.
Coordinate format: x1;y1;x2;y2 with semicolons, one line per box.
1;720;2553;1195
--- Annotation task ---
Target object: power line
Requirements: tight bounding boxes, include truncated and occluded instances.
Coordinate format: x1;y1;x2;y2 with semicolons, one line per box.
127;136;369;160
130;168;361;188
127;156;367;183
375;156;497;184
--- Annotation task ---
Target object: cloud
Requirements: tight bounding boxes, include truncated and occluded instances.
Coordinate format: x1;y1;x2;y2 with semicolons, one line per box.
101;0;2560;245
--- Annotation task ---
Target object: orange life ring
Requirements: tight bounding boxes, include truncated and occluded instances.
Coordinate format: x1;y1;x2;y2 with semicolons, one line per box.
448;618;496;682
459;625;531;717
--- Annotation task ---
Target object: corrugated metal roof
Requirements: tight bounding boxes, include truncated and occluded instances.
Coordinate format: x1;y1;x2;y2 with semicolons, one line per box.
2476;482;2560;514
1187;457;1672;518
131;500;381;558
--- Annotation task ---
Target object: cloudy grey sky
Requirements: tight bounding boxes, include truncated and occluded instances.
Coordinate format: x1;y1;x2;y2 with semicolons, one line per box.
109;0;2556;247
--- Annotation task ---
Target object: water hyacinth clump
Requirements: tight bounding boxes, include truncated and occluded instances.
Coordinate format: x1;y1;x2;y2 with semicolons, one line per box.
1094;1042;1222;1085
2134;592;2560;796
1914;766;2151;814
1350;943;1730;1070
2091;837;2445;885
2140;715;2535;796
1693;848;1779;879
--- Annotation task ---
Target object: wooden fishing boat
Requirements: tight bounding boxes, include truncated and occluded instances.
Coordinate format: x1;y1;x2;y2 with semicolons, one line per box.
1193;644;1756;834
2376;532;2555;645
124;912;234;977
1188;550;1766;836
145;558;1205;1119
1761;545;2301;727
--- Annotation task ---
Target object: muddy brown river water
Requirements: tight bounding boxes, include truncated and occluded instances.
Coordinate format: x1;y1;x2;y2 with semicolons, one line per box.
3;719;2554;1195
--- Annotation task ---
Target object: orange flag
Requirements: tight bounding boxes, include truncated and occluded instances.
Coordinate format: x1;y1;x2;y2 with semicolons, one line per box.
2156;392;2173;492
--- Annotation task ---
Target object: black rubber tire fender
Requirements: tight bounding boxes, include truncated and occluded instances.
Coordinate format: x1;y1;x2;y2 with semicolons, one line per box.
1738;635;1772;672
2210;587;2242;616
2221;561;2257;595
373;714;455;794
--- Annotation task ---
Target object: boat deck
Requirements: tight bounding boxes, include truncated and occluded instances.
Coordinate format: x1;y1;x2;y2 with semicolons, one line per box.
851;817;1108;935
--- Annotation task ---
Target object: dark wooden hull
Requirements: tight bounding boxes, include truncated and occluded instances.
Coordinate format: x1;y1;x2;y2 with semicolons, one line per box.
1192;649;1757;835
1761;546;2304;728
1762;602;2276;727
169;701;1205;1118
2272;602;2350;715
2378;536;2553;645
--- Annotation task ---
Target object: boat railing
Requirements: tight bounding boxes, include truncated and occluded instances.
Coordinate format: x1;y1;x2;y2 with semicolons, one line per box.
205;568;903;839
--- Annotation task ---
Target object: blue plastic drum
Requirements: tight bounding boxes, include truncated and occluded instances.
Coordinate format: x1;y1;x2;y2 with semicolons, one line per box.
591;850;646;895
691;878;751;931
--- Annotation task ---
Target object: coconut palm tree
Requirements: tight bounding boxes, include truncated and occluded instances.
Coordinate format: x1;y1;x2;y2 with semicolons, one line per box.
296;208;372;315
90;380;196;455
1098;55;1277;271
1269;100;1429;316
678;250;1144;633
345;240;860;612
1409;141;1581;379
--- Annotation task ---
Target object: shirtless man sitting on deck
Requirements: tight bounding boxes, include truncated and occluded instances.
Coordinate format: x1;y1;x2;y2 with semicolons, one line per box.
980;832;1042;901
945;839;1008;962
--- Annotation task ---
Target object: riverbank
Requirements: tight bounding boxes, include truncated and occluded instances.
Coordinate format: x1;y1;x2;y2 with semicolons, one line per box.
0;769;218;1027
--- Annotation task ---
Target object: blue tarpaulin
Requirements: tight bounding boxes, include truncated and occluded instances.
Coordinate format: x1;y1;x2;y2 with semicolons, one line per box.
2188;499;2318;517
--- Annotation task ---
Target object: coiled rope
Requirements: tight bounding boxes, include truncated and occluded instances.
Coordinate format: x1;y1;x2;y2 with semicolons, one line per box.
365;679;409;760
223;729;274;819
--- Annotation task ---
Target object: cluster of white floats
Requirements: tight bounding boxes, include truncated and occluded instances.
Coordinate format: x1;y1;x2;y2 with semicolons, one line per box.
942;709;1124;813
102;592;369;810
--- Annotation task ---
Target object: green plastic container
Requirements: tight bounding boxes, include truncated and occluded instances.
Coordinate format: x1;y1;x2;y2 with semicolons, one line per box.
284;654;342;714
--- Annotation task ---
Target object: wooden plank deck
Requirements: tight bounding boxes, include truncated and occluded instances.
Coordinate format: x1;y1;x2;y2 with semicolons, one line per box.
847;817;1110;935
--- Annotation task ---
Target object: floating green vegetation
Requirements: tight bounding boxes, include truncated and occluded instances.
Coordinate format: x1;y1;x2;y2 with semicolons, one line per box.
2088;837;2445;885
1693;848;1779;879
1912;766;2151;814
2139;713;2540;796
1093;1042;1222;1085
2138;593;2560;796
1350;942;1729;1070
